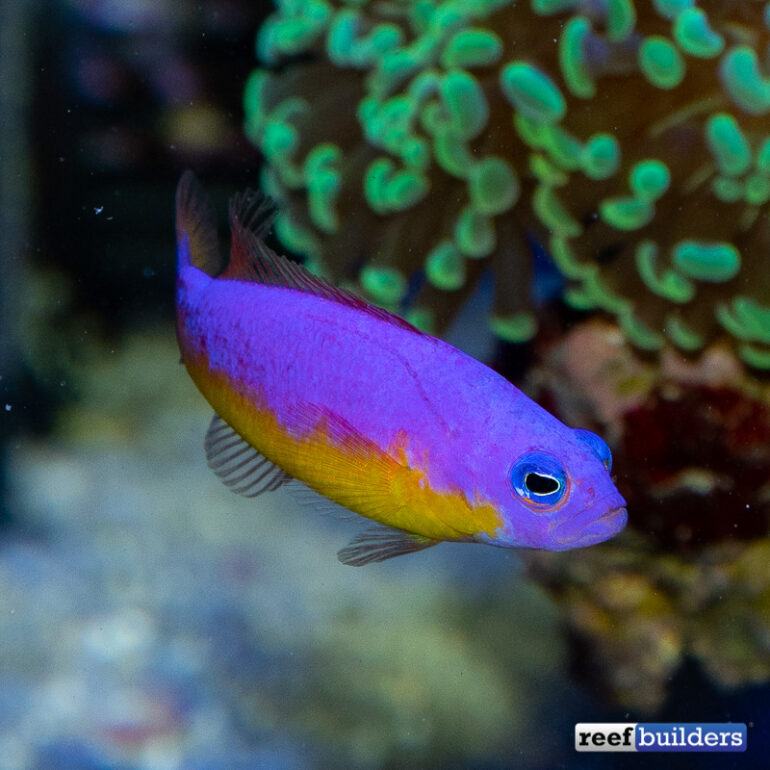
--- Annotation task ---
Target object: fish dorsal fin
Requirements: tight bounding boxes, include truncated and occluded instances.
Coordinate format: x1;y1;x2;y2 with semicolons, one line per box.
338;524;439;566
229;187;278;246
175;171;223;276
223;189;426;337
205;414;292;497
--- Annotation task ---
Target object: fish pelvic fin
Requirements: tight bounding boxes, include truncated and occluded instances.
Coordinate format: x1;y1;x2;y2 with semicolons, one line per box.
175;171;222;276
222;187;427;337
338;524;439;567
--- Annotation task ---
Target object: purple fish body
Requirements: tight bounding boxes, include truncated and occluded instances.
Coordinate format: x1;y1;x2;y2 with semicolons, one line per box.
175;173;627;565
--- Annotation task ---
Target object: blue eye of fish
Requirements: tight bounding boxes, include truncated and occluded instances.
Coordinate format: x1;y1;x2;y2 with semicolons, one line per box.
574;428;613;472
510;452;568;509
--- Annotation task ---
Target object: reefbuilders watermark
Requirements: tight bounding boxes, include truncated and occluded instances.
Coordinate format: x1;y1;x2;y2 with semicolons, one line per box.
575;723;747;752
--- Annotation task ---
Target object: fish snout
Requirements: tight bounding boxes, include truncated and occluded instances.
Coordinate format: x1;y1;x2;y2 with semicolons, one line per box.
552;504;628;549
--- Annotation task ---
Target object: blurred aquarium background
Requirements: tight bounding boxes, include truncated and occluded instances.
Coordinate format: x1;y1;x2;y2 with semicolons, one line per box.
1;0;769;768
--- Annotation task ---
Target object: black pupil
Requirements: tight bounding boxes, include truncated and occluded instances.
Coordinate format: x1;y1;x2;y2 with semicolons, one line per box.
525;473;560;496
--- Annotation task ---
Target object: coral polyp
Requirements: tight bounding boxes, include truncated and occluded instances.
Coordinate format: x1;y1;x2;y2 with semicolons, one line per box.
245;0;770;366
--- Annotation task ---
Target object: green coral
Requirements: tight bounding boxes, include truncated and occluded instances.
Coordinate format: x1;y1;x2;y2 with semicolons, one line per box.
425;241;466;291
246;0;770;368
558;17;595;98
639;35;686;89
719;45;770;116
468;157;519;214
500;62;566;124
360;265;408;305
672;240;741;282
673;8;724;58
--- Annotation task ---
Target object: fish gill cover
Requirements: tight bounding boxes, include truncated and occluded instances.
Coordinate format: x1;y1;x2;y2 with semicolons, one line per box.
243;0;770;368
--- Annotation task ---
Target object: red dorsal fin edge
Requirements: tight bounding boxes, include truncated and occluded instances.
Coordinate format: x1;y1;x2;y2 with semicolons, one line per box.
222;188;426;337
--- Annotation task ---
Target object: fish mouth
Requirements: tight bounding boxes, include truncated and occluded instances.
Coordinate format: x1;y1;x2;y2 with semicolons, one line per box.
553;505;628;548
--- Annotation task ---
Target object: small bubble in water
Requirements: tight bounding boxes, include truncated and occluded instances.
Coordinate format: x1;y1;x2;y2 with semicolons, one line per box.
4;404;11;411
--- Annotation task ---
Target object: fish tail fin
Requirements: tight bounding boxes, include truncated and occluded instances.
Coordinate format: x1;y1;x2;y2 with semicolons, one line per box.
175;171;222;276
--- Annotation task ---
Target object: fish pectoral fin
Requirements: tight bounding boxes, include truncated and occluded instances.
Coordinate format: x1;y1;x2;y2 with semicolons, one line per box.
337;524;439;567
284;480;361;522
205;414;292;497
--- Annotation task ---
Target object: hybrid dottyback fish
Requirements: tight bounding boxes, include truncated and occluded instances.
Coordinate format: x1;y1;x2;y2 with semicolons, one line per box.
175;172;627;566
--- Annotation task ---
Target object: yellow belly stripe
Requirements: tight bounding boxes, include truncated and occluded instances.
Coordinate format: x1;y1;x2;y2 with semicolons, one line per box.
186;356;503;541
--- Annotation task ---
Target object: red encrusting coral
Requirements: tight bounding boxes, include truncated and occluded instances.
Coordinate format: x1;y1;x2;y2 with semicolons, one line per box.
616;385;770;548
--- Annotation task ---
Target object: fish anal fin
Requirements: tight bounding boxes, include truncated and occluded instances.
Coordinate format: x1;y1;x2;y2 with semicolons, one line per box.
175;171;222;276
222;189;427;337
338;524;439;567
204;414;292;497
